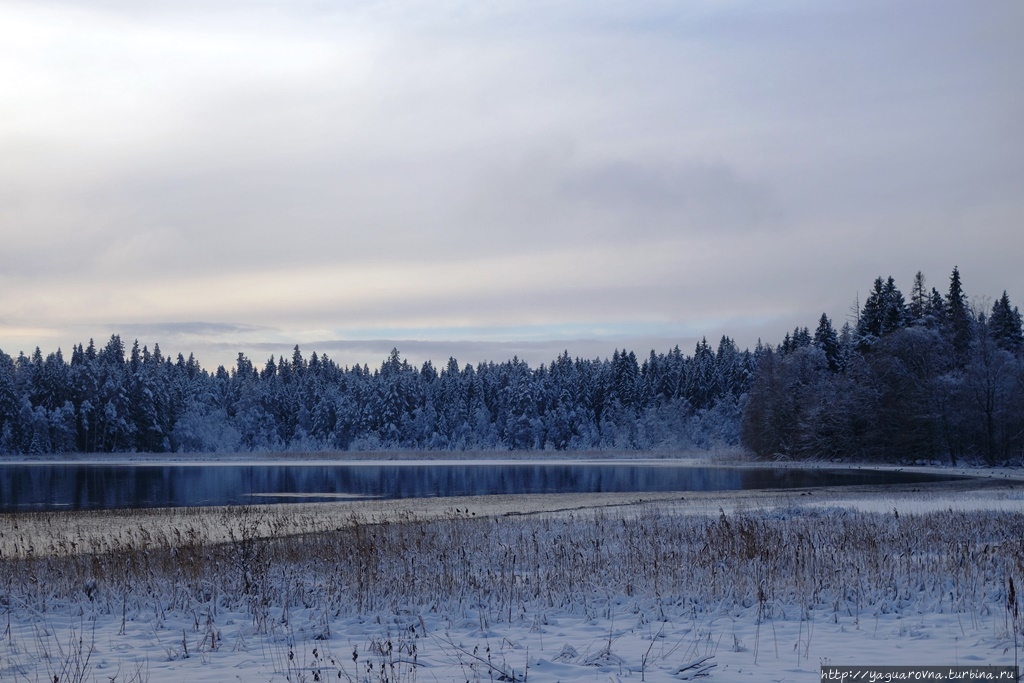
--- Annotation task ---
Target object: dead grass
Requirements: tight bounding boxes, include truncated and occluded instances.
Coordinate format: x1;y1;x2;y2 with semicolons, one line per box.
3;499;1024;636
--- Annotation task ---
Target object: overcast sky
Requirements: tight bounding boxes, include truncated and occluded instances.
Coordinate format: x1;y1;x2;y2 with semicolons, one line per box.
2;0;1022;371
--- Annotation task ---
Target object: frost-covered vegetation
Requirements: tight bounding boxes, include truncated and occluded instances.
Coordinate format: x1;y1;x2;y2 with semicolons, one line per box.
0;340;750;454
743;268;1024;464
1;266;1022;462
2;498;1024;681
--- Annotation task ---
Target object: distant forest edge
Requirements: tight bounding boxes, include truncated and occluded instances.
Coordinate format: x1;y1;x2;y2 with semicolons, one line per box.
1;267;1022;464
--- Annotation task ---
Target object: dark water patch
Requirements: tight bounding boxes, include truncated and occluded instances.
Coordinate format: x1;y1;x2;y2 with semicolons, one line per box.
0;461;964;513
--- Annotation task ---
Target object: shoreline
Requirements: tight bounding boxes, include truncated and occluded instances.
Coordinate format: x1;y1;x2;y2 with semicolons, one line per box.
2;466;1021;560
3;465;1023;681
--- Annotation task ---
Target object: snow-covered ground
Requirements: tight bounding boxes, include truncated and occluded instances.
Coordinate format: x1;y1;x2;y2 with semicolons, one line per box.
2;465;1024;682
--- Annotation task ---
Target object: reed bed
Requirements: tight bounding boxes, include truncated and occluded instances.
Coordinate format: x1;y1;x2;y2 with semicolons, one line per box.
3;503;1023;633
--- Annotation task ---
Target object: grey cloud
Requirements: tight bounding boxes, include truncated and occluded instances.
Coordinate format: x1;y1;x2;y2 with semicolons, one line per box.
559;160;780;235
112;322;274;338
460;148;782;248
2;0;1022;369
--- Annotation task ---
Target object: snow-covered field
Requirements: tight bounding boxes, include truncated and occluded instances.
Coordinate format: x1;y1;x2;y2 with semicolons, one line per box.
2;467;1024;682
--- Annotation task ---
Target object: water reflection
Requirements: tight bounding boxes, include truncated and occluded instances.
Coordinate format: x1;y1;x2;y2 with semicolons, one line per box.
0;462;960;512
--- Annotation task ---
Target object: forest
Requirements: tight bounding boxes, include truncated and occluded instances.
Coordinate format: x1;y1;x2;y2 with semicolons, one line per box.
1;267;1021;463
742;268;1024;464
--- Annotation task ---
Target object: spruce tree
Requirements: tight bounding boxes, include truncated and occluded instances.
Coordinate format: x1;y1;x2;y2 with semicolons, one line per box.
988;291;1024;354
813;313;841;372
925;287;946;327
857;277;886;343
880;276;908;335
908;271;928;323
945;266;972;365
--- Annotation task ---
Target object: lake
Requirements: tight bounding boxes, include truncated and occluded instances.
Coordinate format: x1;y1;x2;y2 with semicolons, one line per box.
0;460;963;512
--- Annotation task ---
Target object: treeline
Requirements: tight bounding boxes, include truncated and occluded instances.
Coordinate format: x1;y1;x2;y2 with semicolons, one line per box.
741;267;1024;464
0;335;753;454
4;267;1021;462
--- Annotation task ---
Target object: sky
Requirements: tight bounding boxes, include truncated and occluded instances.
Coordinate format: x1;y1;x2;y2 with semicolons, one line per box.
1;0;1022;372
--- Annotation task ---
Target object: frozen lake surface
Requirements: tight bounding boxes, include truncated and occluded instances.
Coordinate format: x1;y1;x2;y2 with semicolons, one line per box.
0;460;964;511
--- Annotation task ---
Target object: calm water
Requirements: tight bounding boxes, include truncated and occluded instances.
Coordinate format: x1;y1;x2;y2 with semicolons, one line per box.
0;461;963;513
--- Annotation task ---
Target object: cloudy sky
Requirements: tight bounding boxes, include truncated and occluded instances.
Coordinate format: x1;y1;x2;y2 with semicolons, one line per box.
2;0;1022;371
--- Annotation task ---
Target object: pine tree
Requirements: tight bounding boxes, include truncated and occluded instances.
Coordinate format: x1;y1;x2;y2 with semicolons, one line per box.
988;291;1024;354
129;342;165;452
0;351;20;452
908;271;928;323
291;345;306;375
261;356;277;380
129;339;142;373
880;276;908;335
945;266;973;365
813;313;841;372
925;287;946;327
792;327;812;348
779;332;792;355
686;338;720;410
235;353;255;380
857;277;886;343
101;335;125;366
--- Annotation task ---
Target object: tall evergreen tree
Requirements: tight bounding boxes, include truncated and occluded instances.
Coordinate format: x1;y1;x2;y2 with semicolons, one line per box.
813;313;841;372
925;287;946;327
945;266;973;365
857;277;887;343
880;276;908;335
988;291;1024;354
908;271;928;324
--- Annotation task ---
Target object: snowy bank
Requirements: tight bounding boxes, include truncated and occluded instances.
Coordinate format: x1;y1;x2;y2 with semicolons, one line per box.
2;474;1023;682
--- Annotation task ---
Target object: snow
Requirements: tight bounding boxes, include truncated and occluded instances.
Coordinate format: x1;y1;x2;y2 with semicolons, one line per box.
4;592;1017;682
2;470;1024;682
